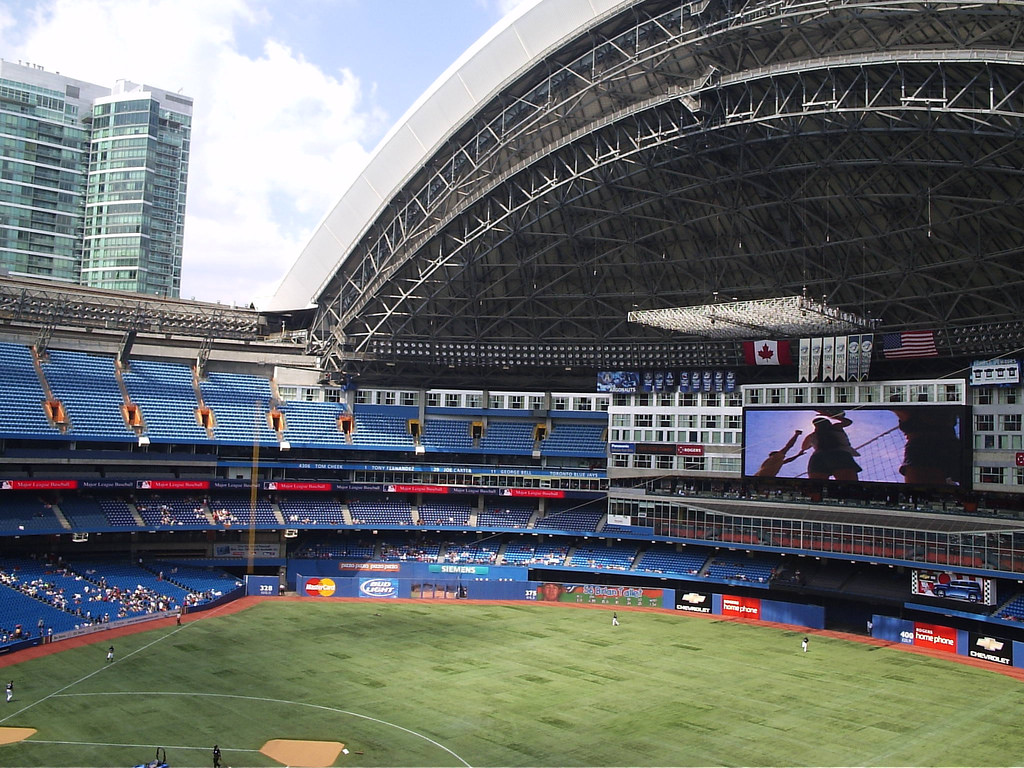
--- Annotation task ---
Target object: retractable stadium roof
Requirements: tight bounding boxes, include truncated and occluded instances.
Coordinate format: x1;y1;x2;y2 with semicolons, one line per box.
272;0;1024;385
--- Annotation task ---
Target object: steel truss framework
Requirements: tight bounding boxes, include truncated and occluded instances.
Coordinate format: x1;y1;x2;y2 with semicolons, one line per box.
308;0;1024;376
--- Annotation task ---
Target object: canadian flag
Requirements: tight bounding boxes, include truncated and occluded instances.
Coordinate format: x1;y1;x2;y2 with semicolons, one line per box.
743;340;792;366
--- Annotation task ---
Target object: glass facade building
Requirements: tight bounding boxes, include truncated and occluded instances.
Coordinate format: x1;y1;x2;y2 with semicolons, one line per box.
0;61;191;297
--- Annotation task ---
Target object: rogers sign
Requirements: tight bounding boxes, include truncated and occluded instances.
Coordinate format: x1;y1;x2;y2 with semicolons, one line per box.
721;595;761;619
913;622;957;653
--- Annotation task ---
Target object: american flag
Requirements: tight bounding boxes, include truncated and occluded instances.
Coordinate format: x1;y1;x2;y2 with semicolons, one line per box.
881;330;937;359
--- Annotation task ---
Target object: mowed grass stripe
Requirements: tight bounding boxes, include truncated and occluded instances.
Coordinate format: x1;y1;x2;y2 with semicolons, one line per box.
0;601;1021;767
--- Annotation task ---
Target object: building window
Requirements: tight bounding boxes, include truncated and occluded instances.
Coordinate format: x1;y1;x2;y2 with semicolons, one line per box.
1002;414;1022;432
634;414;653;427
978;466;1004;484
445;393;461;408
656;455;674;470
634;454;652;469
976;414;995;432
510;395;525;410
552;396;568;410
976;388;994;405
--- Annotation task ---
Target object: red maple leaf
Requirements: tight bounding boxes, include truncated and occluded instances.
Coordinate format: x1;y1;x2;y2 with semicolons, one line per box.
757;343;775;361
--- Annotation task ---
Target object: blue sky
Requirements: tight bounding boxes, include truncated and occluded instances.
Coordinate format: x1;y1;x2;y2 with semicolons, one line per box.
1;0;524;306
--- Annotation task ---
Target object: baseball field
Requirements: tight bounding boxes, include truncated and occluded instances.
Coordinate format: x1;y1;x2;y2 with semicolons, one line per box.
0;598;1022;767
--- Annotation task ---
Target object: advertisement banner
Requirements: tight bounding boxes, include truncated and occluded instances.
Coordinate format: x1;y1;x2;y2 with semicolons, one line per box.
968;631;1013;666
501;488;565;498
0;479;78;490
675;590;713;613
337;562;401;572
387;484;448;494
721;594;761;619
912;570;993;605
213;543;282;558
137;480;210;491
303;577;337;597
912;622;957;653
264;481;333;492
358;577;400;599
245;575;280;596
531;582;663;607
428;564;489;575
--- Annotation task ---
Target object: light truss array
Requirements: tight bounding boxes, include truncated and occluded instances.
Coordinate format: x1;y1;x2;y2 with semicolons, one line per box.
628;295;873;339
0;277;261;340
363;338;741;368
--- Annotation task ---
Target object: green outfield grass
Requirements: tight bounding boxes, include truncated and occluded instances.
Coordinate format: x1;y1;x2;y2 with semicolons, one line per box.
0;600;1022;767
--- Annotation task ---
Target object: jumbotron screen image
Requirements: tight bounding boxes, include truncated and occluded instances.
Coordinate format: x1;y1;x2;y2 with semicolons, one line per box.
742;406;968;486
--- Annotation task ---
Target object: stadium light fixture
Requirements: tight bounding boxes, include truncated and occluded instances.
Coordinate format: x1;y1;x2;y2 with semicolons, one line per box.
627;295;873;339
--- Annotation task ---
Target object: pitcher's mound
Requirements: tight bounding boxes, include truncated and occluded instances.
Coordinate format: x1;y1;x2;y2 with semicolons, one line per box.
0;727;36;745
260;738;345;767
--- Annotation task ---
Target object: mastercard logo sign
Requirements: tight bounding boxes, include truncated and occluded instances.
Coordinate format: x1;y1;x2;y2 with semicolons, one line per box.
305;577;336;597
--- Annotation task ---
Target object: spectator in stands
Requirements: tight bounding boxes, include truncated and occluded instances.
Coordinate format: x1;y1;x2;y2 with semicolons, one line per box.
801;413;861;481
754;430;805;477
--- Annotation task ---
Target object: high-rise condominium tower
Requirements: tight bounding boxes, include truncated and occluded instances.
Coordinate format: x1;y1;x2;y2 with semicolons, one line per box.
0;60;192;297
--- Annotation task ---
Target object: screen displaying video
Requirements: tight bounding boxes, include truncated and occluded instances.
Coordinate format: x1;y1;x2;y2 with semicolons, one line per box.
742;406;968;486
912;569;994;606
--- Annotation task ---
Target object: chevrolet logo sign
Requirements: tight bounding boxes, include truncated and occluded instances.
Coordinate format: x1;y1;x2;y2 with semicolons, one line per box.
681;592;706;604
976;637;1004;652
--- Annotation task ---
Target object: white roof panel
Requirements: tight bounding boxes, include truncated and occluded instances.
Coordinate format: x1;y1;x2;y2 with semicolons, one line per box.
268;0;629;311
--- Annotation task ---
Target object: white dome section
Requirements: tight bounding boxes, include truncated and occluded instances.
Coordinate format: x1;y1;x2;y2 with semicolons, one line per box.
267;0;629;311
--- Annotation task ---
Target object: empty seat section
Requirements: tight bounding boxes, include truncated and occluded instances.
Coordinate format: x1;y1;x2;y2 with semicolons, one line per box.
479;421;534;453
420;419;474;451
568;544;637;570
0;494;63;533
418;502;472;526
540;423;606;456
442;539;498;564
535;503;604;532
347;495;411;526
208;495;278;526
477;502;535;528
635;547;710;576
198;372;277;445
706;555;781;583
0;342;59;438
121;358;210;442
279;400;348;448
278;495;345;526
350;412;415;448
501;542;568;566
40;349;134;441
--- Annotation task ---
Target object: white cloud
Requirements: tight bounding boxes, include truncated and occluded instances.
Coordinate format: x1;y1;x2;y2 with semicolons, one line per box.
7;0;385;308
